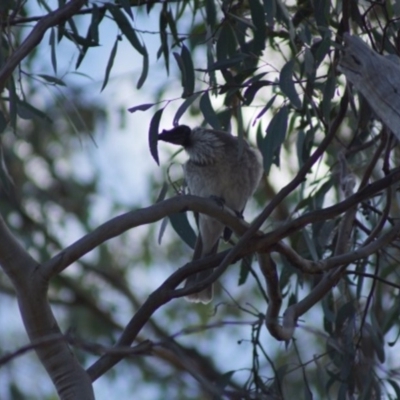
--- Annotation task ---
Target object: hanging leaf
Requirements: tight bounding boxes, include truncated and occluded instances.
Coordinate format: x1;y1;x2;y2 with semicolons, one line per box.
173;93;201;126
205;0;216;27
128;103;155;113
101;36;119;92
49;28;57;74
249;0;266;54
216;22;237;62
199;92;220;129
322;73;336;122
136;48;149;89
253;94;277;124
148;108;164;165
169;211;196;249
258;106;289;175
38;74;66;86
119;0;134;20
279;60;302;109
263;0;276;26
16;100;52;122
238;254;253;285
0;111;7;134
106;4;146;56
174;45;195;98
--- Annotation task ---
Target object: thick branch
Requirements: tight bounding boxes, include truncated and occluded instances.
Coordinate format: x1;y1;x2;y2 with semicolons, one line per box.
0;214;94;399
43;165;400;280
0;0;86;91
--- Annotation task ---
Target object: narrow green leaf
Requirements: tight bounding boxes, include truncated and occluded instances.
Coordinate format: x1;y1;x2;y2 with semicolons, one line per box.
244;80;272;106
263;0;276;26
258;106;288;175
208;54;248;71
200;91;220;129
16;100;52;122
136;48;149;89
216;22;237;62
322;74;336;122
49;28;57;74
107;4;145;56
180;45;195;97
238;254;253;285
313;0;329;28
119;0;134;20
8;78;17;130
279;60;302;109
38;74;66;86
169;212;196;249
253;94;277;124
89;4;102;43
159;9;169;73
0;111;7;134
205;0;216;27
166;9;180;44
101;36;118;92
149;108;164;165
0;145;14;194
128;103;155;113
173;93;201;126
249;0;266;54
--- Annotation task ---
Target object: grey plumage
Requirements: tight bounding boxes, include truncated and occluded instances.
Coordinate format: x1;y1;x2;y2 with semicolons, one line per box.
158;125;263;303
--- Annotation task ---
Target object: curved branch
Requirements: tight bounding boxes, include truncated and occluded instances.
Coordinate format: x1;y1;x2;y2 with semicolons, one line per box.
0;214;94;399
0;0;86;91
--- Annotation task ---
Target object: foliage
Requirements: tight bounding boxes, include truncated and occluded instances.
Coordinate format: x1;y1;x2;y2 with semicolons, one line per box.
1;0;400;399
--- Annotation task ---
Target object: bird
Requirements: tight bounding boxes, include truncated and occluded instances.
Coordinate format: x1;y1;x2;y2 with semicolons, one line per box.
158;125;263;303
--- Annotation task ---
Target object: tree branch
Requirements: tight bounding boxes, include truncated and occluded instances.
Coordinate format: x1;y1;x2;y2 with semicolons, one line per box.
0;214;94;399
0;0;86;91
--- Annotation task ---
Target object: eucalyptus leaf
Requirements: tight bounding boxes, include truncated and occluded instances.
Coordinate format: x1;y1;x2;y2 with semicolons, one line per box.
101;36;119;92
199;92;220;129
148;108;165;165
279;60;302;109
169;211;196;249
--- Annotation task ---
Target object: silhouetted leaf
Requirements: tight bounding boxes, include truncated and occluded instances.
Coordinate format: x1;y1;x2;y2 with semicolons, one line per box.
169;211;196;249
174;45;195;97
107;4;145;56
205;0;216;27
253;94;277;124
200;92;220;129
173;93;201;126
249;0;266;54
313;0;329;28
17;100;52;122
137;48;149;89
258;105;288;175
322;73;336;122
208;54;248;71
149;108;164;165
263;0;276;26
128;103;155;113
238;254;253;285
101;36;119;92
49;28;57;74
279;60;302;109
216;22;237;62
119;0;133;20
0;110;7;133
38;74;66;86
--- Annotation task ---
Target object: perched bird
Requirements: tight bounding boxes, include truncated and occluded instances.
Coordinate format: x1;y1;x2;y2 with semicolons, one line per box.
158;125;263;303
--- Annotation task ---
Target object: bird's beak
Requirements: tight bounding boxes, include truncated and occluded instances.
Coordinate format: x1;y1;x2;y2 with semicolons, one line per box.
158;125;191;146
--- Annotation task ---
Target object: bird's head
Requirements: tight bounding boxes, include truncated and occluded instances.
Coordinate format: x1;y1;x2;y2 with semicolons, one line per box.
158;125;192;147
